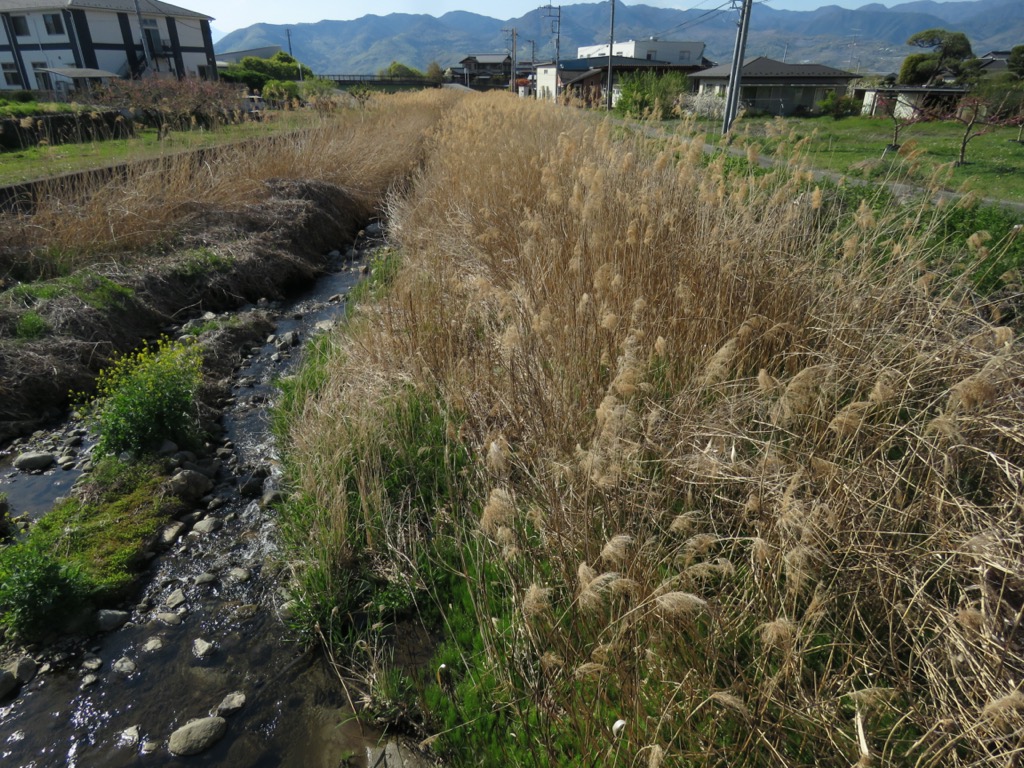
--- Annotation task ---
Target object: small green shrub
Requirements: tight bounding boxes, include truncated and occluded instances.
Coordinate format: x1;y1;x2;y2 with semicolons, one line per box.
173;247;233;280
84;337;203;456
0;543;86;641
15;310;48;339
615;71;688;120
817;92;861;119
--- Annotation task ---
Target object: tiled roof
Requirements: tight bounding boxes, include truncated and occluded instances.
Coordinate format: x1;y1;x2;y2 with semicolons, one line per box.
0;0;209;19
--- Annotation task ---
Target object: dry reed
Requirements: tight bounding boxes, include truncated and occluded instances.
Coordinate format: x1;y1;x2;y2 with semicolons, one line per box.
284;92;1024;766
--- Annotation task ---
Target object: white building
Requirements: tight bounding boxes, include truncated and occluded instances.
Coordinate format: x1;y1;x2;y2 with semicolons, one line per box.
577;39;706;66
0;0;217;94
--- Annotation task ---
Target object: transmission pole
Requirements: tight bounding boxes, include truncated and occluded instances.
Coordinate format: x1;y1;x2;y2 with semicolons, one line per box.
722;0;753;134
606;0;615;110
543;4;561;98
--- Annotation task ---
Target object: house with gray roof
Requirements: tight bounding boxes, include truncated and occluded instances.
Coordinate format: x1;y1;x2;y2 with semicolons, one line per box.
689;56;858;117
0;0;217;94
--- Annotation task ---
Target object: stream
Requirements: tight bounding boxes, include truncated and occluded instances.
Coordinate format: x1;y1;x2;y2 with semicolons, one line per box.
0;232;391;767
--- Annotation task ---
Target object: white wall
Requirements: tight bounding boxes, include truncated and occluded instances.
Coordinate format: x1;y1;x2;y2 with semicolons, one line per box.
577;40;703;64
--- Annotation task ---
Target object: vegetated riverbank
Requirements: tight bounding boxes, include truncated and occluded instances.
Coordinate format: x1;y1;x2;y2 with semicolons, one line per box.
0;90;459;444
276;92;1024;767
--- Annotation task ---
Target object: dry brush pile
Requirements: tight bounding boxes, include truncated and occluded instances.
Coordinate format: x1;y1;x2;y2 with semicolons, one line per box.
283;93;1024;766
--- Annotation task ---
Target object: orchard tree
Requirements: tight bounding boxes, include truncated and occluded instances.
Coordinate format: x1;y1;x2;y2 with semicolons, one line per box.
899;29;974;84
1010;45;1024;79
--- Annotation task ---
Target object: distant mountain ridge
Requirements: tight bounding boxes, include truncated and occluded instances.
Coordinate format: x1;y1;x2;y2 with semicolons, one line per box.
214;0;1024;76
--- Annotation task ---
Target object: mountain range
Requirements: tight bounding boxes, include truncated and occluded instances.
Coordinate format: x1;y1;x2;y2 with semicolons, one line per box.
214;0;1024;77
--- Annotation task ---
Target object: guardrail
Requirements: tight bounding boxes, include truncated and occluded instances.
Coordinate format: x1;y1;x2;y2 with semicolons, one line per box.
318;74;440;87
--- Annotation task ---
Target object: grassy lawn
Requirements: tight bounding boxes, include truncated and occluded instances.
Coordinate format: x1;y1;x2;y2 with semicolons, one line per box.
0;108;319;186
744;114;1024;202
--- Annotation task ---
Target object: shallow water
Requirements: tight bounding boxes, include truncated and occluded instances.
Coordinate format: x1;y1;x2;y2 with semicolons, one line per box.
0;241;384;767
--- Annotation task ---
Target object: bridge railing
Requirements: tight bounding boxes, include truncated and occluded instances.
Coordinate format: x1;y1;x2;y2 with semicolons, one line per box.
318;74;438;86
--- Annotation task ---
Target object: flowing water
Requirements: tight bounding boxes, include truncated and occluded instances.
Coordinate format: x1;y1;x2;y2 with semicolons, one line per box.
0;236;387;767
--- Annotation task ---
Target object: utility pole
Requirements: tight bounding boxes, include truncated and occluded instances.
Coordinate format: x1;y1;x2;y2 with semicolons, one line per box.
503;27;518;92
286;29;303;81
606;0;615;110
722;0;753;134
543;4;561;98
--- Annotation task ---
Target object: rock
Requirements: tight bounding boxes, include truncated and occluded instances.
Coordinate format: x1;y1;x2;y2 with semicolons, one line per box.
157;440;179;457
57;455;77;469
113;657;137;675
95;609;130;632
275;331;299;349
118;725;141;747
142;637;164;653
314;320;336;333
194;572;217;586
226;568;251;583
165;588;187;610
7;656;37;685
142;740;161;754
168;470;213;503
157;612;183;626
192;517;222;534
80;674;99;689
81;656;103;672
0;669;17;699
238;474;264;498
193;638;215;658
279;600;298;621
160;522;186;546
168;717;227;756
367;741;433;768
13;452;55;471
216;691;246;717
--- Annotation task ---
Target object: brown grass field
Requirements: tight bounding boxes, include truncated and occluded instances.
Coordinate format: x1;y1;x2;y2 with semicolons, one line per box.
278;91;1024;766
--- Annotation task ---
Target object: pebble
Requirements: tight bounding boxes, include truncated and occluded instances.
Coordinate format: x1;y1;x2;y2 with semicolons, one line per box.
118;725;141;747
81;656;103;672
165;589;187;610
113;657;137;675
157;612;183;626
193;517;223;534
142;637;164;653
226;568;251;583
80;674;99;689
193;639;215;658
194;572;217;586
216;691;246;716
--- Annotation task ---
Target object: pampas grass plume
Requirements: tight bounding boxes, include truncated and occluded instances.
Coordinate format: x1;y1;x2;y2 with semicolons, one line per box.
655;591;707;617
601;534;634;565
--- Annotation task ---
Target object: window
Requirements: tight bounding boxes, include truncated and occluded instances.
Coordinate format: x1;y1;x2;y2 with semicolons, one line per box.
43;13;64;35
2;62;22;87
141;18;158;28
646;50;656;60
32;62;52;91
678;50;690;62
11;16;30;37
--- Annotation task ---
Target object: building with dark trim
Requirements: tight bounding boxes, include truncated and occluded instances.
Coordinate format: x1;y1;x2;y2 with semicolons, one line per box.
690;57;858;116
0;0;217;94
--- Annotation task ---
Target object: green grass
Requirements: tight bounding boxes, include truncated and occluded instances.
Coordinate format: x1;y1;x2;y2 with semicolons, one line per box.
750;115;1024;202
0;109;319;186
7;271;134;309
0;100;76;118
0;458;183;640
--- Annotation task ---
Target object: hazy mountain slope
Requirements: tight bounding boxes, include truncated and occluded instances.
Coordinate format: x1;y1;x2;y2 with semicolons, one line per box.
214;0;1024;76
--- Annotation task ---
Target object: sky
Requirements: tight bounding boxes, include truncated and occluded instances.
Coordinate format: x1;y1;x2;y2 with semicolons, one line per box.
202;0;931;39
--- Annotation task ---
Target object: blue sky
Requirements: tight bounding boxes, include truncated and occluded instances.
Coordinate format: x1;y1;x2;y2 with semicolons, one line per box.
204;0;936;39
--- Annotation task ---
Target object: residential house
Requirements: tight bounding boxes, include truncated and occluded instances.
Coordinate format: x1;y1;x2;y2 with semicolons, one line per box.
0;0;217;95
689;57;858;116
457;53;511;88
537;41;710;105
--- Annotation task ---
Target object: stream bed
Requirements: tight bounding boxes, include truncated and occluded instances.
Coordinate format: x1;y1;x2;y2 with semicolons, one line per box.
0;232;392;767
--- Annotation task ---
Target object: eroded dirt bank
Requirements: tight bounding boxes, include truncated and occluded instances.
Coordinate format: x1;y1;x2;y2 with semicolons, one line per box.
0;178;369;446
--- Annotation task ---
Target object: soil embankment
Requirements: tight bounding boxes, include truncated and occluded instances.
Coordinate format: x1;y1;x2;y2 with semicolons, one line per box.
0;177;366;445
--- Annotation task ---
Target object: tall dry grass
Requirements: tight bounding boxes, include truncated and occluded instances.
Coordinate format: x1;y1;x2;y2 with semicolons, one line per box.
283;92;1024;766
0;90;459;277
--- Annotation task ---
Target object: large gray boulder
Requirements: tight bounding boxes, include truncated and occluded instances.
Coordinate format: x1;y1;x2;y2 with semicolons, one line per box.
13;452;55;471
167;470;213;503
168;717;227;756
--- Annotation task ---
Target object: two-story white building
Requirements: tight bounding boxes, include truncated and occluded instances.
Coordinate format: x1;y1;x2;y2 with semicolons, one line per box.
577;39;708;67
0;0;217;94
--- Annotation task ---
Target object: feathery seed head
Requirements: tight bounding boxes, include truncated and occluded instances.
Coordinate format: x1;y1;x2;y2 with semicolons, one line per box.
759;617;797;652
710;691;750;720
523;583;553;619
601;534;634;565
656;591;707;617
480;488;515;535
